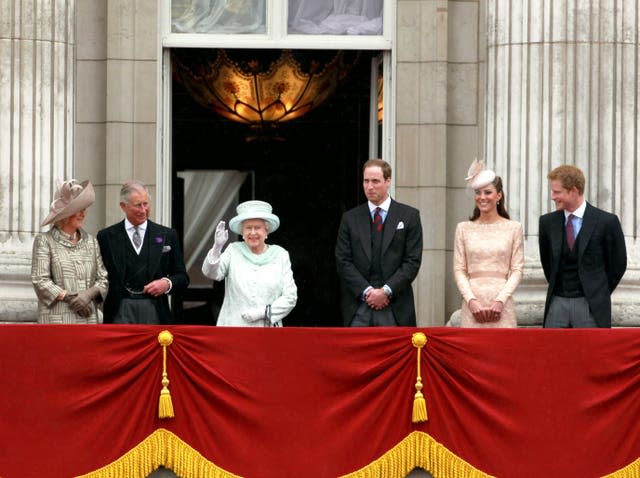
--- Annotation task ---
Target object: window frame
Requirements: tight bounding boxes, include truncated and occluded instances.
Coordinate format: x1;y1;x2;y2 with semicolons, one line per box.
163;0;393;49
156;0;396;219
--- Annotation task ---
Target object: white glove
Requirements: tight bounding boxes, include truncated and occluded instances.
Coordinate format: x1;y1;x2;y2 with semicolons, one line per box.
213;220;229;253
241;308;266;322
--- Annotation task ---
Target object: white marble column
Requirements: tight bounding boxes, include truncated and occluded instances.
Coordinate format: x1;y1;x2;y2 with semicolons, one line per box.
0;0;74;321
486;0;640;325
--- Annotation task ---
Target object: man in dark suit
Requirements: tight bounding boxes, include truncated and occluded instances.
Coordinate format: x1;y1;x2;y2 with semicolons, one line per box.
539;165;626;328
97;180;189;324
335;159;423;326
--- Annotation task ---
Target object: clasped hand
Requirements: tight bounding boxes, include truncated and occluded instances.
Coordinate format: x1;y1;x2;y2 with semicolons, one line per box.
143;278;171;297
66;287;98;317
366;288;389;310
469;299;503;323
241;308;266;322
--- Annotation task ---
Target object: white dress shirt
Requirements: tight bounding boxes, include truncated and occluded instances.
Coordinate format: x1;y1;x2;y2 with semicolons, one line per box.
125;219;147;254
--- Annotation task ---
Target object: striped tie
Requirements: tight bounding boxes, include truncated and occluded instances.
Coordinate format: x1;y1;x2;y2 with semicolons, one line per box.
373;207;383;233
132;227;141;248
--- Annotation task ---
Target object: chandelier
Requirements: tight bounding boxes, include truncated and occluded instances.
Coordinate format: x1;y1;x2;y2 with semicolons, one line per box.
172;49;357;135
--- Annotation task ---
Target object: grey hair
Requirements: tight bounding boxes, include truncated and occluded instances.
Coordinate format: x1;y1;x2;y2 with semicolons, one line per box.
120;180;149;204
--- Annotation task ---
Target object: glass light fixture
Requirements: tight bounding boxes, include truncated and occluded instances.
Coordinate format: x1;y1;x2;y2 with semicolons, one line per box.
173;49;357;137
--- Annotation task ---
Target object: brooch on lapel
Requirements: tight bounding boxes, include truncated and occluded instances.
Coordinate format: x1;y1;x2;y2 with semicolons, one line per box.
154;235;170;253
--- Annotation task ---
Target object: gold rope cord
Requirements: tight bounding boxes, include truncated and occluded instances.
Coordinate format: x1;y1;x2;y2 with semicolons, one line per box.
411;332;427;423
158;330;175;419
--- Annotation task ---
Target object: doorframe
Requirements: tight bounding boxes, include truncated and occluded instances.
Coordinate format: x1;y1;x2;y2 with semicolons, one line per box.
156;0;396;224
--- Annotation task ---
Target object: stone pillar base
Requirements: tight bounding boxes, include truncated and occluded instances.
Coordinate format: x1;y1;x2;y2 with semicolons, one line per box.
0;244;38;322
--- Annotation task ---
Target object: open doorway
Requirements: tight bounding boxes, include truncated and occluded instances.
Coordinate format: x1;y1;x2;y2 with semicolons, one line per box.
171;48;382;327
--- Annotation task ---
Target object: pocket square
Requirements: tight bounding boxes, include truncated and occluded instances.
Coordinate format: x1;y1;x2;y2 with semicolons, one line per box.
396;221;405;230
162;245;172;253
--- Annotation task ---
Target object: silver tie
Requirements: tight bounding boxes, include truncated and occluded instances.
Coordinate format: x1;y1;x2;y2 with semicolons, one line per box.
132;227;141;248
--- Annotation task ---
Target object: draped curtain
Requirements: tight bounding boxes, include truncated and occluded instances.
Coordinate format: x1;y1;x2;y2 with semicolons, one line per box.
2;326;640;478
176;170;247;283
288;0;383;34
172;0;266;33
171;0;383;35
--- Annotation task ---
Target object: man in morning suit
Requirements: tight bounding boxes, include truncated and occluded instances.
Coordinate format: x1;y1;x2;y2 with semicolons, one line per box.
539;165;626;328
97;180;189;324
335;159;423;326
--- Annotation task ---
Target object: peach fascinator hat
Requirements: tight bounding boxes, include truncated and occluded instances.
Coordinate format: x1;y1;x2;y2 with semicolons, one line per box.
465;159;496;190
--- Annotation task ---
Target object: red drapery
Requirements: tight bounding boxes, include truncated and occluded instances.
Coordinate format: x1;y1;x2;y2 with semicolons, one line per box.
1;325;639;478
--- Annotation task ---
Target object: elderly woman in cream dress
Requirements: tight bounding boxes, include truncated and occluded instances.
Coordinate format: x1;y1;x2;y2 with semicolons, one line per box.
31;179;108;323
453;161;524;328
202;200;297;326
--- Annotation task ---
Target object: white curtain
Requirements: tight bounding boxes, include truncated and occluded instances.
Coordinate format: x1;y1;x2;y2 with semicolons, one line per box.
177;170;247;284
172;0;265;33
288;0;383;35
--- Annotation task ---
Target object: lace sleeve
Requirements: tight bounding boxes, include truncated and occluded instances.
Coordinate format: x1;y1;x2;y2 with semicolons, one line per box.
453;223;476;303
495;223;525;303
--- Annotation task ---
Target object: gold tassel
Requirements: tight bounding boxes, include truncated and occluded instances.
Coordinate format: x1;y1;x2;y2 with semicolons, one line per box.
158;330;175;419
411;332;428;423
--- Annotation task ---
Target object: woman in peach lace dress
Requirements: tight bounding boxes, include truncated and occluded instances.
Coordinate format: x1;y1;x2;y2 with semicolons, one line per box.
453;161;524;327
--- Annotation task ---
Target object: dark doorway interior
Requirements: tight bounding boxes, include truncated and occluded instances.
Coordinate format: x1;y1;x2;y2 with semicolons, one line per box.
171;48;379;327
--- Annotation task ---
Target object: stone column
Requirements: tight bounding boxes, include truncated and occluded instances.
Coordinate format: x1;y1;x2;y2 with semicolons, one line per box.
0;0;74;321
397;1;485;326
104;0;158;226
486;0;640;325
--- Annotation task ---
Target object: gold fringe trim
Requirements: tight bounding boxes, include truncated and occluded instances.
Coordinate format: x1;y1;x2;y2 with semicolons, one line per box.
601;456;640;477
339;431;495;478
158;330;175;419
75;428;242;478
411;332;428;423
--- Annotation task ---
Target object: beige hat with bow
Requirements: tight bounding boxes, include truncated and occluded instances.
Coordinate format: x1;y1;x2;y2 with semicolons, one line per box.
41;179;95;227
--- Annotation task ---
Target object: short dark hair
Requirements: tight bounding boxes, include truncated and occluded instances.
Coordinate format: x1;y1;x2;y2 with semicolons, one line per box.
363;159;392;180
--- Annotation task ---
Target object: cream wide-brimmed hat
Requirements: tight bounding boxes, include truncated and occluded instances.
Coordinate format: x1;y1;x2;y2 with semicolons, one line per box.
41;179;95;227
465;158;496;190
228;200;280;235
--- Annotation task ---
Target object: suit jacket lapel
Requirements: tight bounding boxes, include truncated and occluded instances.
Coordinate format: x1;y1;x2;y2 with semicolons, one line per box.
146;221;165;277
577;202;597;259
356;204;372;261
381;200;398;254
550;210;564;264
108;221;128;283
